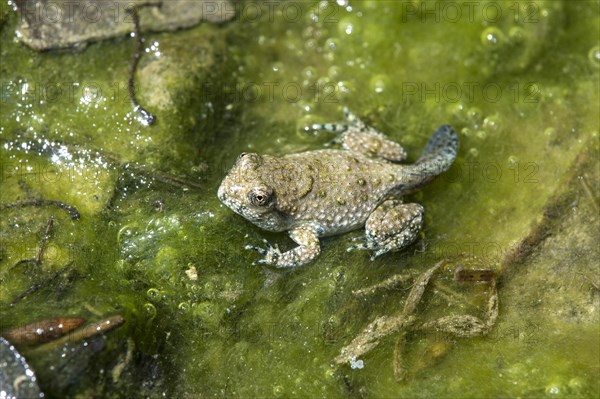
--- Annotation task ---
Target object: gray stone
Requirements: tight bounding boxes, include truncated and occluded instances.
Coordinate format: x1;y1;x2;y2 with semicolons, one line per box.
15;0;234;50
0;336;44;398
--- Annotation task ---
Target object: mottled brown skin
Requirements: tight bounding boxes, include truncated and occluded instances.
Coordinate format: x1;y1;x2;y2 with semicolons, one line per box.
218;109;459;268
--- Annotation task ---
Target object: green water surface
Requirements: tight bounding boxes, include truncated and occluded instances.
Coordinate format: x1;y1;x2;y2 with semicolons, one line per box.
1;1;599;398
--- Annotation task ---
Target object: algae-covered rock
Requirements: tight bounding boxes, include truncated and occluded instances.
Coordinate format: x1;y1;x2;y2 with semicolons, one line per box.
15;0;234;50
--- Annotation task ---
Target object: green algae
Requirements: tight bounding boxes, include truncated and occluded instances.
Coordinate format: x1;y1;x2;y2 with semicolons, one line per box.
1;1;599;398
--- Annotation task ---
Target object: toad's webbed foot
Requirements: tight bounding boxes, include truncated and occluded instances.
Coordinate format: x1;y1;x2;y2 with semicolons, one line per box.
246;227;321;268
245;239;283;266
312;108;408;161
348;200;424;260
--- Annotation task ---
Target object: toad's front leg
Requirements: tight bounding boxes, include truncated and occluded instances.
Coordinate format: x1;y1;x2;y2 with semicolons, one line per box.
348;200;424;260
246;226;321;268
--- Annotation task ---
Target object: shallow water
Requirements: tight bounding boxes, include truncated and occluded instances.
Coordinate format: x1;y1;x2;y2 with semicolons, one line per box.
1;1;599;397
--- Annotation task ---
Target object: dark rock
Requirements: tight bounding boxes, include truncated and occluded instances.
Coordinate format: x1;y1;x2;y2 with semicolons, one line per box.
0;336;44;398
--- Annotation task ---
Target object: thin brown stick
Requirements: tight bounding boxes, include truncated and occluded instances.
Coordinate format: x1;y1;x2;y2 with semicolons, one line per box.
35;216;54;266
1;199;80;220
579;175;599;213
127;5;157;126
11;262;74;305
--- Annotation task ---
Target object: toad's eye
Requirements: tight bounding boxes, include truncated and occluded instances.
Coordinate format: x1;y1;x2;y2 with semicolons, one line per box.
248;188;273;207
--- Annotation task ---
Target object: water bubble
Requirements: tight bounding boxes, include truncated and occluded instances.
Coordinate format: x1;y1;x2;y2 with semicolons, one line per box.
116;223;138;244
178;302;190;312
540;8;550;18
302;26;315;39
545;383;563;395
468;147;479;157
325;369;337;379
507;155;518;164
481;27;505;47
483;114;503;133
328;66;341;79
476;130;488;140
337;80;355;97
296;99;313;114
144;303;157;319
301;66;318;88
271;62;284;73
588;46;600;68
273;385;285;397
146;288;161;301
297;114;318;135
302;66;317;79
508;27;526;44
568;377;584;391
544;127;556;138
339;17;359;36
461;127;473;137
325;38;339;52
467;107;483;126
304;39;317;51
447;103;467;122
318;1;331;11
350;357;364;369
369;74;389;94
316;76;332;86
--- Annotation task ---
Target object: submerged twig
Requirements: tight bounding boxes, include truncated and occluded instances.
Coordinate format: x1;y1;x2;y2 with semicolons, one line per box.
35;216;54;266
1;199;80;220
334;314;414;365
11;216;56;270
11;262;74;305
127;4;157;126
352;273;413;298
336;260;499;383
401;261;445;318
335;261;448;365
579;175;599;213
393;330;409;382
112;337;135;383
455;267;496;283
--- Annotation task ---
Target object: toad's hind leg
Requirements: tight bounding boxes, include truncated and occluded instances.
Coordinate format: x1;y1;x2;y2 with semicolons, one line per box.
348;200;424;260
312;108;407;161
